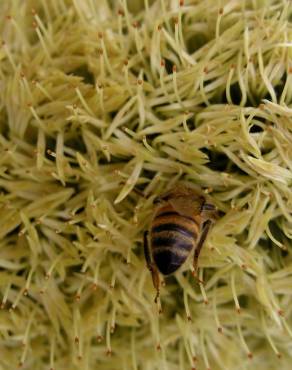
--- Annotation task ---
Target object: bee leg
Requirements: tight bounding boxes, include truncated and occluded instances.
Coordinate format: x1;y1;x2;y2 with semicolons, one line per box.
151;265;160;303
193;220;212;277
131;187;145;198
144;231;160;302
143;231;152;269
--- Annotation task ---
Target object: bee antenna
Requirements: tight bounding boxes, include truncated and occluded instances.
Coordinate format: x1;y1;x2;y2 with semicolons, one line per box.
120;181;146;198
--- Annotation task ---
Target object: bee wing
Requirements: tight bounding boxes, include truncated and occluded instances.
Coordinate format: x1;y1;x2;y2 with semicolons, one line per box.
169;197;202;217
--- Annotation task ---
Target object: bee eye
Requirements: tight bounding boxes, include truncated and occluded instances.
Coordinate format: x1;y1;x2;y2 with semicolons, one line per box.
153;196;162;204
202;203;216;211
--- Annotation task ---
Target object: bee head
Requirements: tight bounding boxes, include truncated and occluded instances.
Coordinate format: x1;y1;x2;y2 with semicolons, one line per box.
153;185;200;204
201;201;219;221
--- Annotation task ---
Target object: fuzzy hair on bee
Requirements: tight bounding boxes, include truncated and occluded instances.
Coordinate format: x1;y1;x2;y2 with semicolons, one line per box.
143;185;218;303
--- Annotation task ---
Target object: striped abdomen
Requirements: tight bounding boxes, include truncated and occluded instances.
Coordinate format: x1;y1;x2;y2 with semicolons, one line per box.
151;206;200;275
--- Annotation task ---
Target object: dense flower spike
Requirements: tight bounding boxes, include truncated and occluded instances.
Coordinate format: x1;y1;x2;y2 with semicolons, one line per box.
0;0;292;369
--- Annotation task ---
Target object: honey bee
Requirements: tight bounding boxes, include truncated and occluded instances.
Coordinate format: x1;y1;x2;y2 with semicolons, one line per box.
144;185;217;302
